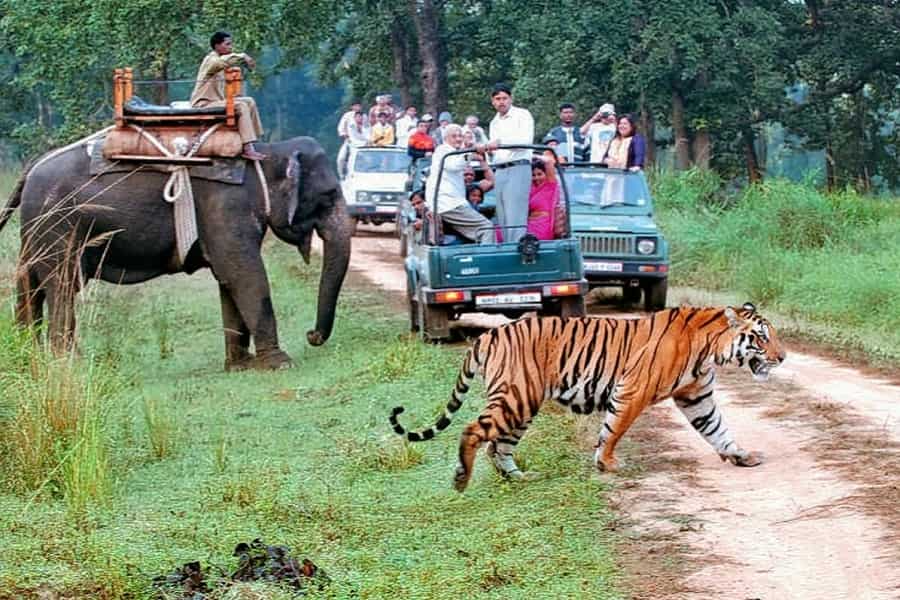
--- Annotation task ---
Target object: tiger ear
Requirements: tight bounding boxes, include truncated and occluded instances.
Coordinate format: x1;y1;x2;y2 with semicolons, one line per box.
742;302;756;314
724;307;740;329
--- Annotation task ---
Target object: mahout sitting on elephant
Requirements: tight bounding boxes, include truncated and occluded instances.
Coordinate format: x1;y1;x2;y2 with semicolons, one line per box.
0;136;351;370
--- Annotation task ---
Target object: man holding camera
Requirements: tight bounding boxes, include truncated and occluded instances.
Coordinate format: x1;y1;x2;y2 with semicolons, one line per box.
581;102;617;164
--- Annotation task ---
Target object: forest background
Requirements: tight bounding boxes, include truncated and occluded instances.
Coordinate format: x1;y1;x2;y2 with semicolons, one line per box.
1;0;899;191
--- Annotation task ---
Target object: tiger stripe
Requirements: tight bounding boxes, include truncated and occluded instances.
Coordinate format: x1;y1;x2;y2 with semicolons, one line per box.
389;304;785;491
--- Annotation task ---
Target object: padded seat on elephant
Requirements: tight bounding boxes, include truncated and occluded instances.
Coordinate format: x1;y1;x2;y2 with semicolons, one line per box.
122;96;230;126
124;96;226;117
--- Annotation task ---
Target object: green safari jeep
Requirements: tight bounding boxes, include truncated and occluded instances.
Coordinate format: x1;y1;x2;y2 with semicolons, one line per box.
404;145;588;341
560;165;669;310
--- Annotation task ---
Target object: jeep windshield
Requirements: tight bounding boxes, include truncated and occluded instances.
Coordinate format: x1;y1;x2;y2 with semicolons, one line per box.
561;168;652;213
353;150;411;173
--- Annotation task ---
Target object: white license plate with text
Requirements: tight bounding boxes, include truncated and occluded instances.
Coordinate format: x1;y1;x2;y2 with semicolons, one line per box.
475;292;541;306
584;261;623;272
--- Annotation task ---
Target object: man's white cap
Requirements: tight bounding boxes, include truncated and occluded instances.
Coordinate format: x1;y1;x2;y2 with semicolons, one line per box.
599;103;616;115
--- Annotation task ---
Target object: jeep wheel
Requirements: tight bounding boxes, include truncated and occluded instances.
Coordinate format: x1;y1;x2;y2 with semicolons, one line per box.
623;286;642;305
421;304;451;342
643;278;668;311
543;296;586;318
408;297;420;332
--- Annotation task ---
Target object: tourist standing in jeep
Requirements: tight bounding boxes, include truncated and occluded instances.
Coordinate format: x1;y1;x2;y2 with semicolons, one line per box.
478;83;534;242
190;31;265;160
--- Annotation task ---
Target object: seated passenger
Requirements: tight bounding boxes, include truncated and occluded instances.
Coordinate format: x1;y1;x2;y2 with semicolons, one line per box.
426;124;493;244
370;112;395;146
191;30;265;160
526;156;559;241
463;151;494;196
407;116;436;160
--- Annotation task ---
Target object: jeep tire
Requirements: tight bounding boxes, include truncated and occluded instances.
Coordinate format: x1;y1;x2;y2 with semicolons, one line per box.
623;285;642;305
421;304;451;341
643;278;668;311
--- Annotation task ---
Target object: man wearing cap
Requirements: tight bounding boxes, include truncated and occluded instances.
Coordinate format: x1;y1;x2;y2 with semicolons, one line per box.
368;94;396;125
190;30;265;160
432;111;453;145
546;103;586;163
407;115;436;160
478;83;534;242
427;124;494;244
581;102;617;164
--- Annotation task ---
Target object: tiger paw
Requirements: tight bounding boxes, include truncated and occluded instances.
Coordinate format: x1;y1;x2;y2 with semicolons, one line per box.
505;469;542;482
594;454;620;473
453;463;471;492
723;450;764;468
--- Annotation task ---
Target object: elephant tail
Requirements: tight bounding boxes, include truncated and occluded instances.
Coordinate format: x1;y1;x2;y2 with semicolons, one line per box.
0;162;31;233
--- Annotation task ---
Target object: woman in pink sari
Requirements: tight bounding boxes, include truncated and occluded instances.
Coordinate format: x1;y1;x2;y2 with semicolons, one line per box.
526;156;559;240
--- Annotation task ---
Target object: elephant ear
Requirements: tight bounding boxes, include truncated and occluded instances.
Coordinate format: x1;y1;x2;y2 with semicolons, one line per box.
291;139;340;234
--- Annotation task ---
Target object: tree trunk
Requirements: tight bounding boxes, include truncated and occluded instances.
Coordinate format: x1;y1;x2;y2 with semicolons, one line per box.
742;126;763;183
825;140;838;190
692;129;711;169
671;89;692;170
390;18;414;108
639;91;655;168
408;0;447;116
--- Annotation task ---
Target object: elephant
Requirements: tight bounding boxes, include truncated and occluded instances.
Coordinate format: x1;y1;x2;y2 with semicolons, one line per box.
0;136;351;370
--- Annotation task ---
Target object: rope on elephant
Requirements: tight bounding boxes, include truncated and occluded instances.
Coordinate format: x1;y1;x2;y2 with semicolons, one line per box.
128;123;224;266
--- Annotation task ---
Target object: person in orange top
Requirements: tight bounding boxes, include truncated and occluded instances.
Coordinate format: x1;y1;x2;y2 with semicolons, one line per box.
407;115;436;159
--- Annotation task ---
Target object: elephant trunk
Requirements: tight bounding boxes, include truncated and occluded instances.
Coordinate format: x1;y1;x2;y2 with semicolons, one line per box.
307;195;352;346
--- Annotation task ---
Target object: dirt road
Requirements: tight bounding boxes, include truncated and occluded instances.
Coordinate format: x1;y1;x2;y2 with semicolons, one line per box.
342;225;900;600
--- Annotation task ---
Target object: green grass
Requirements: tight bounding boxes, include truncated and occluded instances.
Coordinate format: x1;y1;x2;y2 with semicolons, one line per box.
0;241;624;599
653;170;900;366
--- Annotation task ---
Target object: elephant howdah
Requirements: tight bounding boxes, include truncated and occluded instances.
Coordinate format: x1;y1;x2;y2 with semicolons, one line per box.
0;136;352;371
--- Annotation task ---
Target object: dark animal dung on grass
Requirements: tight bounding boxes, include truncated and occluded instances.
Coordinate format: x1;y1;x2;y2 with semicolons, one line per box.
152;538;328;598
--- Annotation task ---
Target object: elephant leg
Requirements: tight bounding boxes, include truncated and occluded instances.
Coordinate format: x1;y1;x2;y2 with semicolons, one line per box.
219;283;253;371
44;263;81;355
15;265;45;335
208;253;293;370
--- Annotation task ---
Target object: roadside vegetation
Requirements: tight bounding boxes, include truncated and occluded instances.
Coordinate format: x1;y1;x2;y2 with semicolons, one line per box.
0;230;623;598
653;170;900;366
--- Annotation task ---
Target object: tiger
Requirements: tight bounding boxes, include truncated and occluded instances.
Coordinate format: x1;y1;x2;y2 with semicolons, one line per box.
390;303;785;492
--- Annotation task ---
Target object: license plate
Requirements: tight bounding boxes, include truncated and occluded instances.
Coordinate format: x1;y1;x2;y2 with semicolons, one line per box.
584;261;623;272
475;292;541;306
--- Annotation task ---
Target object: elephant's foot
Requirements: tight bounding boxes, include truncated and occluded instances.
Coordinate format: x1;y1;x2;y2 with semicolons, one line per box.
251;348;295;370
307;330;327;346
225;351;255;372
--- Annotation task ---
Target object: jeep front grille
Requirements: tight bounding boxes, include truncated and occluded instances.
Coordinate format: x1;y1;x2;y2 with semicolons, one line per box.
576;234;634;255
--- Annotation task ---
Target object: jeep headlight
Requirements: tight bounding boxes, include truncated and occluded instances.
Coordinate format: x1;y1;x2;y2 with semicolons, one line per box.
636;238;656;255
356;191;370;203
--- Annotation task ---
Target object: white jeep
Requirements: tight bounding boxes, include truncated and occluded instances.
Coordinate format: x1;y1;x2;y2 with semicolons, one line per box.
340;145;411;234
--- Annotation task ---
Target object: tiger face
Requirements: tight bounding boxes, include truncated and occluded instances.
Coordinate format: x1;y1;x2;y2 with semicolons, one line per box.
727;303;786;382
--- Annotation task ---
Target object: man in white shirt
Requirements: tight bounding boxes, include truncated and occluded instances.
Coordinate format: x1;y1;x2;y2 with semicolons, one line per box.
394;105;418;148
581;102;616;163
337;101;365;177
427;124;494;244
479;83;534;242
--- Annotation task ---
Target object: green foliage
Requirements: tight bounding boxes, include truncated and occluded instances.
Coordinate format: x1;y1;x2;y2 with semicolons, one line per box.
654;171;900;362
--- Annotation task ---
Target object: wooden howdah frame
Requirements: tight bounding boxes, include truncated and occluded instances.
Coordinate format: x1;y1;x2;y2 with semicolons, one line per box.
107;67;245;163
112;67;241;128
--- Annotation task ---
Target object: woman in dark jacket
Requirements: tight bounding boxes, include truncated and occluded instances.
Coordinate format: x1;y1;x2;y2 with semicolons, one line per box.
603;114;645;171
